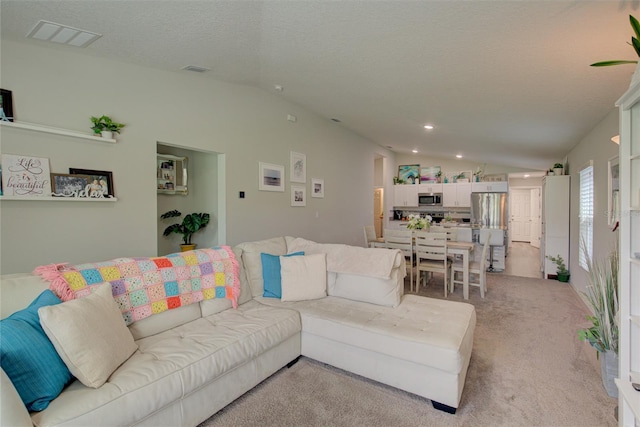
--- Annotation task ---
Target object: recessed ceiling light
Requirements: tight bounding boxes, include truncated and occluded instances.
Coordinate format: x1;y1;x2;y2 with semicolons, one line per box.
424;125;434;130
456;154;463;159
274;85;284;92
524;174;530;178
26;20;102;48
412;149;418;153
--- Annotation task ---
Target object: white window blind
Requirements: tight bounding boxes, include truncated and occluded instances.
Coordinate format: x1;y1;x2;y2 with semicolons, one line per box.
579;164;594;270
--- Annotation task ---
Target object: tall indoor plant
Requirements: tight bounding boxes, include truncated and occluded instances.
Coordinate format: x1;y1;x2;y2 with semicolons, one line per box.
578;242;619;398
161;210;210;251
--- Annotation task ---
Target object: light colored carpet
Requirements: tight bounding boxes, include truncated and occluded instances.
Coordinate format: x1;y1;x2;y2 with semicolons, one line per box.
199;273;617;427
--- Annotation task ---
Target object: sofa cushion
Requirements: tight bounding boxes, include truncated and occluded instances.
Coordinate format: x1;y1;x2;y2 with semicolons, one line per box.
0;290;73;411
329;269;403;307
280;254;327;302
262;251;304;298
233;246;253;306
38;284;138;388
237;237;287;297
128;303;202;340
0;273;50;318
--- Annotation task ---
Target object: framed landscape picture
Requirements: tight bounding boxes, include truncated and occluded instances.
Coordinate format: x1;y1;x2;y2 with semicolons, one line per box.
69;168;114;197
259;162;285;192
420;166;441;183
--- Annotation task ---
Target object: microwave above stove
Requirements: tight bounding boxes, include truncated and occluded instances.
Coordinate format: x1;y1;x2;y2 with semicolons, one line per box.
418;193;442;206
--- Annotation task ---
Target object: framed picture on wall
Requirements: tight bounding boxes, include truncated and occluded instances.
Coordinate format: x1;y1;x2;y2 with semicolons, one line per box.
51;173;91;197
397;164;420;184
1;154;51;196
290;151;306;183
0;89;14;122
311;178;324;198
420;166;441;183
69;168;114;197
291;185;306;206
259;162;285;192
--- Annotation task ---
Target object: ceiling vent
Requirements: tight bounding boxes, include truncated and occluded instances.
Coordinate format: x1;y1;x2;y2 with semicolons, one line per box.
330;118;342;123
26;20;101;48
182;65;210;73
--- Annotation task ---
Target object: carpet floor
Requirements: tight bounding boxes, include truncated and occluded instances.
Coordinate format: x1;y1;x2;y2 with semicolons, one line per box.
199;273;617;427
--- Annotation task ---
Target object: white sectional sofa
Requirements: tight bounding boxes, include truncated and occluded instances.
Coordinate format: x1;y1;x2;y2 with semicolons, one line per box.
0;236;476;426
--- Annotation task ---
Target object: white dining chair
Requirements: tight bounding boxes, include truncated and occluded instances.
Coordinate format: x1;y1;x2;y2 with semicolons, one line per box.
363;225;384;248
383;228;414;290
451;230;491;298
415;231;450;296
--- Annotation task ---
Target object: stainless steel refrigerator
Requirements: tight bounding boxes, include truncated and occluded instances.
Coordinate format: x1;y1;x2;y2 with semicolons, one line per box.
470;192;508;229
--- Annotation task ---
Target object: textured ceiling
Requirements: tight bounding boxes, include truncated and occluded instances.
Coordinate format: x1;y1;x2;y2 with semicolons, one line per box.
1;0;637;170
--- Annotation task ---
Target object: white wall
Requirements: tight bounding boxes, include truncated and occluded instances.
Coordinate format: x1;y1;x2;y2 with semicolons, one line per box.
566;108;620;298
0;41;394;273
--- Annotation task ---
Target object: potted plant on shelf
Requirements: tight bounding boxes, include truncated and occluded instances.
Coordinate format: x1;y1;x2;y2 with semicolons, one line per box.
90;115;126;139
161;210;210;252
546;254;570;282
435;171;442;183
553;163;564;176
578;243;619;398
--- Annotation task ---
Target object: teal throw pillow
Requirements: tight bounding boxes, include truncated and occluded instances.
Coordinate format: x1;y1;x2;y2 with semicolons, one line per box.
261;251;304;298
0;290;74;411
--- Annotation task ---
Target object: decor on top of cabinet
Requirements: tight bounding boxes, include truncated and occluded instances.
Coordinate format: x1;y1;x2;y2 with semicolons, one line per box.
397;164;420;184
473;164;486;182
1;154;51;197
545;254;570;282
553;163;564;176
405;214;432;230
161;210;210;252
420;166;441;183
578;242;619;397
90;115;125;139
453;171;472;183
0;89;14;122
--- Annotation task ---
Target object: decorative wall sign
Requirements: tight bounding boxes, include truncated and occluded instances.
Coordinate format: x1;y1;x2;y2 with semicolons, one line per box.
311;178;324;198
69;168;114;197
291;184;306;206
290;151;306;183
0;89;14;122
1;154;51;196
258;162;285;192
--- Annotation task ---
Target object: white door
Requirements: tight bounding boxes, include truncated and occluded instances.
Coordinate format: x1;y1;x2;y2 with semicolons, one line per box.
510;189;532;242
374;188;383;238
530;188;541;248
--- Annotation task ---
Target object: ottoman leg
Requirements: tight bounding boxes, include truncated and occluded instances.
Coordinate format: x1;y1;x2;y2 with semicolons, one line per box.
432;401;457;414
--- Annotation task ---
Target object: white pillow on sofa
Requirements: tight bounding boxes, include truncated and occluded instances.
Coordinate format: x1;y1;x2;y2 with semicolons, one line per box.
280;254;327;302
38;284;138;388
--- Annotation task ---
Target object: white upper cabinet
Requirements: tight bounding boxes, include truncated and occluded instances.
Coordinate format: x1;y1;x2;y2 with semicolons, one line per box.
471;181;508;192
442;183;471;208
418;183;443;194
393;184;419;207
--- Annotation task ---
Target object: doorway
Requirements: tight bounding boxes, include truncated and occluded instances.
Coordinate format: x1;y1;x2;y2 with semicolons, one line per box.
504;185;542;278
374;188;384;238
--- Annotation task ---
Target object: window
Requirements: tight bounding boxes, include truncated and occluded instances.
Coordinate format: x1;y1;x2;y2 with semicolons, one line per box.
579;163;594;270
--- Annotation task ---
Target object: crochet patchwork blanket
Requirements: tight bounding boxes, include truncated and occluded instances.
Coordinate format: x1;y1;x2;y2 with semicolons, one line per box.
34;247;240;325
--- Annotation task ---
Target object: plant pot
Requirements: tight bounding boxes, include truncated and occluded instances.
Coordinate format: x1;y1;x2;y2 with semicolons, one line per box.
557;272;570;282
553;168;563;176
180;244;196;252
101;130;113;139
600;350;619;398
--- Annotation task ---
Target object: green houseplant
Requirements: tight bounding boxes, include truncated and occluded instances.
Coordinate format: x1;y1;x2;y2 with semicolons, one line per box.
90;115;126;138
578;243;619;397
591;15;640;67
546;254;570;282
161;210;210;251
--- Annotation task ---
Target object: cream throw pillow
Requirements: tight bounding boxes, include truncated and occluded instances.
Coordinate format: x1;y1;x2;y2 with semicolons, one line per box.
38;284;138;388
280;253;327;302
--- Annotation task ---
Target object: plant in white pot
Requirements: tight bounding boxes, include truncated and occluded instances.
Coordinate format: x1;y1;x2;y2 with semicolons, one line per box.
553;163;564;176
578;242;619;398
90;115;126;139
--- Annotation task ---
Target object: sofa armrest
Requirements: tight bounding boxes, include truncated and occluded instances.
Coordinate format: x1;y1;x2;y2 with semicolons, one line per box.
1;368;32;427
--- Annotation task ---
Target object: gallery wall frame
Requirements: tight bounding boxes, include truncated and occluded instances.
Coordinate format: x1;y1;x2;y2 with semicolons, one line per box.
311;178;324;198
290;151;306;183
291;184;306;206
69;168;114;197
258;161;285;192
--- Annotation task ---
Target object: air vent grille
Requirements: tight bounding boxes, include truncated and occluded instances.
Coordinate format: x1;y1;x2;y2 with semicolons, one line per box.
182;65;210;73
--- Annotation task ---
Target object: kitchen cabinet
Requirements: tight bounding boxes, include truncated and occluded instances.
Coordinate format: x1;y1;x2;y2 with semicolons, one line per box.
418;183;443;194
471;181;508;193
393;184;418;207
615;79;640;427
442;183;471;208
540;175;569;278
